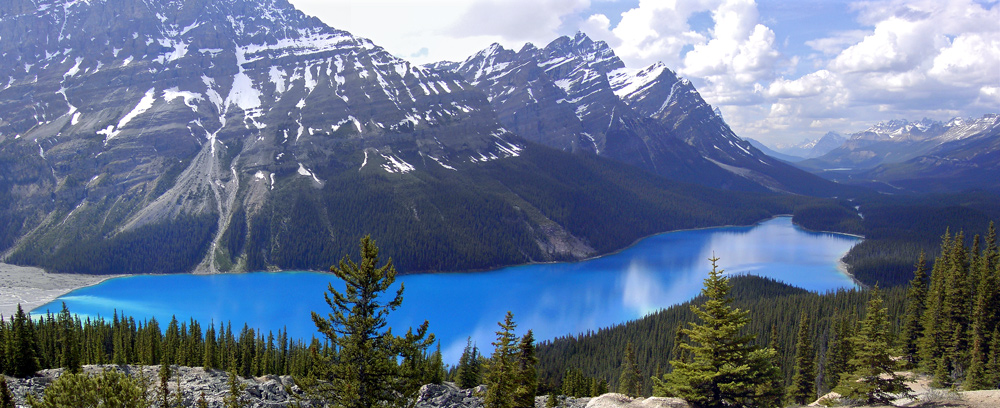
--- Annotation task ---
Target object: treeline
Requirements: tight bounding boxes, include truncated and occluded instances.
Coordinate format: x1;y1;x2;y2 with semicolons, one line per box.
535;275;905;396
900;224;1000;389
792;190;1000;287
0;303;317;379
7;214;217;275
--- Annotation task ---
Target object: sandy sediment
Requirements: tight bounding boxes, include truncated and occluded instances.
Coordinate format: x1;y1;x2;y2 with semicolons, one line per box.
0;263;119;317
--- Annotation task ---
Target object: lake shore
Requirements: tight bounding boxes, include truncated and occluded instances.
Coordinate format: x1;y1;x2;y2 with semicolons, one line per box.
0;263;121;317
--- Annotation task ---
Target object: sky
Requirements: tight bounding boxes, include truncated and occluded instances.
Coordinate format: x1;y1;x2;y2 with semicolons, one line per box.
286;0;1000;146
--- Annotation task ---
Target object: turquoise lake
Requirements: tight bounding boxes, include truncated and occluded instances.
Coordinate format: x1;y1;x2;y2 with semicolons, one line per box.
33;216;860;363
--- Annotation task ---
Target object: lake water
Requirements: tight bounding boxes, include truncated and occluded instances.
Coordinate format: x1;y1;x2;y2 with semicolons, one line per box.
34;216;859;363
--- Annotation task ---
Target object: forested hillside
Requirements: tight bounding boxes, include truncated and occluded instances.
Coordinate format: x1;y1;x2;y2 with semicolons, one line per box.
535;221;999;400
792;190;1000;287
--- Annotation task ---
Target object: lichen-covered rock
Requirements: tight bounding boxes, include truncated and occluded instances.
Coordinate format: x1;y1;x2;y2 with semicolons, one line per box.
585;393;690;408
414;383;484;408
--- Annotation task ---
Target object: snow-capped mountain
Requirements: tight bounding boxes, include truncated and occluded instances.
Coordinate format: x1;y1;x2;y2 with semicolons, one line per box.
0;0;807;275
439;33;841;195
799;116;999;172
853;115;1000;192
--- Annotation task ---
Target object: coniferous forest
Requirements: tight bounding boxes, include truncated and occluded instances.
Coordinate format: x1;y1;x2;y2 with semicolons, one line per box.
1;223;998;406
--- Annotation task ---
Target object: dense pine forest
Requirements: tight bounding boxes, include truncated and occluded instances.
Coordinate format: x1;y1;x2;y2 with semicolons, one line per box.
792;190;1000;287
534;221;1000;403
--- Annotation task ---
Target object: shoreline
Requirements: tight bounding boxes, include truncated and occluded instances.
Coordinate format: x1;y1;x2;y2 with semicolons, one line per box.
2;215;867;314
0;263;124;317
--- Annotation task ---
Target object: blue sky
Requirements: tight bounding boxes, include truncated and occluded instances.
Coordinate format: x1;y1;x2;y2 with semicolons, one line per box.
287;0;999;145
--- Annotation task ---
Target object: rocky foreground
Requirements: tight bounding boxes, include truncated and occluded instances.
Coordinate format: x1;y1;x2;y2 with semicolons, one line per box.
3;365;692;408
5;365;999;407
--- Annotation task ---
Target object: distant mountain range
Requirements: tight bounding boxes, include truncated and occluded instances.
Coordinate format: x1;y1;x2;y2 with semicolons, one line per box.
795;116;1000;192
1;0;823;275
755;132;847;161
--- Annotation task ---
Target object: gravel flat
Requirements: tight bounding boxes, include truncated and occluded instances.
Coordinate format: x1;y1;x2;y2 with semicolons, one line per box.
0;263;119;317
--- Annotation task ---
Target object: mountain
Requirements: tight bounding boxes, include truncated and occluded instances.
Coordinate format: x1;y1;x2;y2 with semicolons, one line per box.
796;116;999;191
745;138;804;162
857;115;1000;192
0;0;802;275
796;117;992;171
436;33;848;196
770;132;847;160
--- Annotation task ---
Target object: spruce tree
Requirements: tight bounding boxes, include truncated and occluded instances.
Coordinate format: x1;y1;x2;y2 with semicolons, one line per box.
484;311;517;408
835;286;911;405
786;314;816;405
546;393;558;408
427;342;446;385
224;367;246;408
456;338;481;389
824;314;854;392
618;341;641;397
305;236;433;408
56;303;80;373
513;330;538;408
0;376;13;408
919;230;952;374
652;257;781;408
900;252;928;369
9;305;38;377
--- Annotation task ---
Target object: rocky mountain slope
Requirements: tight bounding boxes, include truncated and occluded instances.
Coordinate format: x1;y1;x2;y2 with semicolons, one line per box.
437;33;845;196
0;0;802;275
797;115;1000;192
798;116;998;171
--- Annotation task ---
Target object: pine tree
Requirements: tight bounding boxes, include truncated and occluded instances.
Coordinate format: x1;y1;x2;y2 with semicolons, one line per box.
546;393;559;407
835;286;911;405
618;341;641;397
224;367;246;408
513;330;538;408
8;305;38;377
158;364;171;408
56;303;80;373
305;236;433;408
484;311;517;408
824;314;854;392
786;314;816;405
919;230;952;374
652;257;781;407
456;337;481;389
900;252;928;368
427;342;446;385
0;376;13;408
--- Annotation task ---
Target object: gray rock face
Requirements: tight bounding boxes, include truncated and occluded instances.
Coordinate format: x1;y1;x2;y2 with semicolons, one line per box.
441;32;843;195
0;0;531;274
585;394;690;408
4;365;301;407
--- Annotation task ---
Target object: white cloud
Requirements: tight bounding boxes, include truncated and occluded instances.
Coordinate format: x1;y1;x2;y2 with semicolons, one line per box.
748;0;1000;144
449;0;590;41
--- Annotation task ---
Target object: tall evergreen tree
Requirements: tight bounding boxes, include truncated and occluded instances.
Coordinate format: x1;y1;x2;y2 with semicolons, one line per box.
900;252;928;368
455;337;481;389
513;330;538;408
56;303;80;373
304;236;433;408
786;314;816;405
484;311;517;408
618;341;642;397
8;305;39;377
652;257;781;408
0;376;13;408
835;286;911;405
824;314;854;392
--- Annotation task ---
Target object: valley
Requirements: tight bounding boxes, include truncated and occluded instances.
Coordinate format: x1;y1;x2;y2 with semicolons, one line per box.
0;0;997;406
